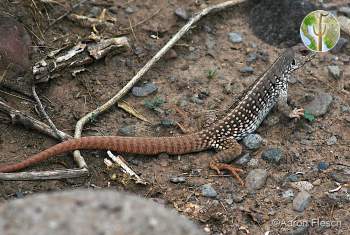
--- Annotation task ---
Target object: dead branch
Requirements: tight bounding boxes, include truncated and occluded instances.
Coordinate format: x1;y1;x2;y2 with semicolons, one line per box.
0;168;88;181
0;100;71;140
32;85;63;140
73;0;247;168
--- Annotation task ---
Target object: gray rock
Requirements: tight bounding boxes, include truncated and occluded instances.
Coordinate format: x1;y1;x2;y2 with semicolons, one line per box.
287;174;300;182
328;65;341;80
231;193;246;203
245;169;268;191
190;95;204;105
282;189;294;199
242;134;263;150
326;135;337;145
125;6;135;14
286;225;309;235
118;125;136;136
228;32;243;43
331;37;348;53
331;171;350;184
317;162;329;171
160;119;177;127
234;153;252;166
293;191;311;212
261;148;284;164
341;105;350;113
239;66;254;74
0;190;204;235
247;158;259;167
304;93;333;117
246;52;257;64
175;8;189;20
89;6;101;17
132;83;158;97
170;176;186;183
201;184;217;198
339;6;350;17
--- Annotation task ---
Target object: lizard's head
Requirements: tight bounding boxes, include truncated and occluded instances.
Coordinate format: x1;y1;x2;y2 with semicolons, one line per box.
289;47;316;72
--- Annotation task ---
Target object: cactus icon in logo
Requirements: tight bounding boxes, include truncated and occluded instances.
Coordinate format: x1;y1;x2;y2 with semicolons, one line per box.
300;10;340;52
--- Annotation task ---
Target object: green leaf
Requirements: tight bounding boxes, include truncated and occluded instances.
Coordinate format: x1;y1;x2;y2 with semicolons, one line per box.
206;69;217;79
303;111;315;122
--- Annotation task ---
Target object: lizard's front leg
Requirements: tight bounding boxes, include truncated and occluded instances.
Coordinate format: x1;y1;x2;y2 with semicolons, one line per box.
277;92;304;119
209;138;244;186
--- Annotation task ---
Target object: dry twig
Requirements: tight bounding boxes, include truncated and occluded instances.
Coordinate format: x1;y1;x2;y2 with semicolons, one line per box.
0;168;88;180
73;0;246;168
0;100;71;140
32;85;63;140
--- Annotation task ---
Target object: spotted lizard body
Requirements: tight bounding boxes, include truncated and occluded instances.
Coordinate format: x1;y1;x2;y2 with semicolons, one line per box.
0;49;315;185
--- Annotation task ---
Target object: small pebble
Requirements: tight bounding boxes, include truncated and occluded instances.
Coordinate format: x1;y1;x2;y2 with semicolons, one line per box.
168;76;177;83
174;8;189;20
328;65;341;80
261;148;284;164
239;66;254;74
245;169;268;191
190;95;204;105
282;189;294;200
132;83;158;97
234;153;252;166
231;192;246;203
247;158;259;167
326;135;337;145
118;125;136;136
228;32;243;44
125;6;134;14
339;6;350;17
331;171;350;184
15;192;25;198
201;184;217;198
292;191;311;212
246;52;257;64
164;49;177;60
291;181;314;192
317;162;329;171
341;105;350;113
170;176;186;184
160;119;177;127
242;134;263;150
287;174;300;182
304;93;333;117
312;179;321;186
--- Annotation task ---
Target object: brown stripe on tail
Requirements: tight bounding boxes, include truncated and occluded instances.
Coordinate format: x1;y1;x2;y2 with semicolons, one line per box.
0;133;207;173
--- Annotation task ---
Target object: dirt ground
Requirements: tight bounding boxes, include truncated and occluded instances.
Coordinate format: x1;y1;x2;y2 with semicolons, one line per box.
0;0;349;234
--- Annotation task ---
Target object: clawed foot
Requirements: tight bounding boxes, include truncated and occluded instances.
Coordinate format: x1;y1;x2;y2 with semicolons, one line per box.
209;162;245;186
289;108;304;119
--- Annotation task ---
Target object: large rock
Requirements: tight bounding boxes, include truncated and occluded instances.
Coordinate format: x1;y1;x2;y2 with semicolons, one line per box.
0;190;204;235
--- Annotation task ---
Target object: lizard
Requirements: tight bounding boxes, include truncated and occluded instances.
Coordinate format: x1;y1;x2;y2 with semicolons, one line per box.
0;48;315;185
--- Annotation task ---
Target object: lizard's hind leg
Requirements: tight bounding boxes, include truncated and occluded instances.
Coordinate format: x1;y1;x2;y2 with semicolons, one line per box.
209;138;245;186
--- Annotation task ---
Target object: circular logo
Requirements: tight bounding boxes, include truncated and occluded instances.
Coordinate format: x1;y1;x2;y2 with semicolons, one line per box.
300;10;340;52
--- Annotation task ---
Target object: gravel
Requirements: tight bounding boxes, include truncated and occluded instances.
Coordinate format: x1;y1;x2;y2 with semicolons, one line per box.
261;147;284;164
245;169;268;191
170;176;186;184
201;184;217;198
242;134;263;150
228;32;243;43
304;93;333;117
293;191;311;212
328;65;341;80
132;83;158;97
326;135;337;145
234;153;252;166
239;66;254;74
175;8;189;20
